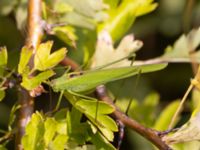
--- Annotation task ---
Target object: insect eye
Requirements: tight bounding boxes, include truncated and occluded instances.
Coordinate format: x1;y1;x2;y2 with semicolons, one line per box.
69;72;83;78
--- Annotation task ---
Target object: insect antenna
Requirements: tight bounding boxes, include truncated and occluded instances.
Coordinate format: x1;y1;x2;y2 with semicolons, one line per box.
113;54;136;104
92;53;136;71
125;69;141;115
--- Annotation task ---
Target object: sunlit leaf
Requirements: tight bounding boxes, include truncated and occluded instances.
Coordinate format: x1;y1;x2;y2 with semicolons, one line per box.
98;0;157;41
53;26;77;47
91;31;143;68
21;70;55;90
90;130;116;150
63;12;97;30
75;99;114;115
22;112;45;150
64;92;117;141
54;2;73;14
66;0;108;17
75;99;118;132
56;122;67;135
0;47;8;76
18;46;33;74
134;0;158;17
0;47;7;66
34;41;67;71
51;0;108;29
49;134;68;150
103;0;120;9
66;108;90;144
44;118;57;147
52;63;167;93
162;27;200;62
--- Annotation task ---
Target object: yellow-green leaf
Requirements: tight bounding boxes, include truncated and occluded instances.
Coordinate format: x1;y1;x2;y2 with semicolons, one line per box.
0;47;7;66
21;70;55;90
49;134;68;150
44;118;58;146
0;89;5;101
34;41;67;71
18;46;33;74
22;112;45;150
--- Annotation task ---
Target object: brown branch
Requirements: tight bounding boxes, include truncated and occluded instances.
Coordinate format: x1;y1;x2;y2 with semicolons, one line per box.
60;56;171;150
16;0;43;149
95;85;171;150
60;57;80;71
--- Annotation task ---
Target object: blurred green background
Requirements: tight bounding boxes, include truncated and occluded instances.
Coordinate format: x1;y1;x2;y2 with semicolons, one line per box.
0;0;200;149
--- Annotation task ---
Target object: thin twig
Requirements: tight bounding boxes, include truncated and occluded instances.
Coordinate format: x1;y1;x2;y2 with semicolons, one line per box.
16;0;43;149
168;84;194;130
95;85;171;150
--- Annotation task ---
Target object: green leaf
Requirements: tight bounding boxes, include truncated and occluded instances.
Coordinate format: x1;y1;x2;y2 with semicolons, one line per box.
54;109;68;121
134;0;158;17
153;100;181;130
87;115;117;141
22;112;45;150
66;0;108;17
56;122;67;135
49;134;68;150
103;0;120;9
70;107;82;126
49;0;108;30
66;108;91;144
64;92;117;141
75;99;115;115
18;46;33;74
91;31;143;68
162;27;200;62
54;2;73;14
8;104;21;131
0;47;7;66
90;130;116;150
0;47;8;76
98;0;157;41
52;26;77;47
21;70;55;90
44;118;58;147
52;63;167;93
34;41;67;71
63;12;97;30
75;99;118;132
0;89;5;102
